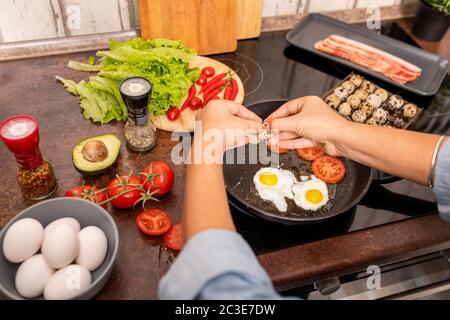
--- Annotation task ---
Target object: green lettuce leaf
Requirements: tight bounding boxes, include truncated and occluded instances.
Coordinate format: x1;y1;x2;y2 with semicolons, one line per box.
56;37;199;123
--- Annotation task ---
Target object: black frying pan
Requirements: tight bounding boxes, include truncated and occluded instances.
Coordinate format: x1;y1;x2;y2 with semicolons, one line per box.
223;100;372;225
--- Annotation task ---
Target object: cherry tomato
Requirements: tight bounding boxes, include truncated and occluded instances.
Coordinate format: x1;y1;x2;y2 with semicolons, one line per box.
164;224;182;251
140;161;174;197
188;97;203;110
267;143;289;154
311;156;346;183
201;67;215;78
107;175;142;209
65;185;107;208
136;208;172;236
196;75;207;86
296;147;325;161
167;107;180;121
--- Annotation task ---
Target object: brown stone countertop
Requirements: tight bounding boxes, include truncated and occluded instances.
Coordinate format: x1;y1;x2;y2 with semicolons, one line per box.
1;21;450;300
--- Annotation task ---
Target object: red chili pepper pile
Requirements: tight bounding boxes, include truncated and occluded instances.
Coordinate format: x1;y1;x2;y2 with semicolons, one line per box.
167;66;239;121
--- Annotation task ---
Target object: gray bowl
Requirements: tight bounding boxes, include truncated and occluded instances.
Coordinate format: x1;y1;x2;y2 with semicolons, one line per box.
0;197;119;300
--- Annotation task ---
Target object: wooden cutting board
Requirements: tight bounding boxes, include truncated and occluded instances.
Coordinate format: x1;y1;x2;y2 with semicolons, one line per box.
139;0;237;55
150;56;245;132
237;0;263;40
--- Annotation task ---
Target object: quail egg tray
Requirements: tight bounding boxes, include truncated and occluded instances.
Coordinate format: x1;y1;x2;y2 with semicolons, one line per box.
323;73;422;129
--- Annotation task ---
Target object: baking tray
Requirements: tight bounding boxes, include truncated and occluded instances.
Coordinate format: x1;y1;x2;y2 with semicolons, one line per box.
286;14;448;96
322;73;423;129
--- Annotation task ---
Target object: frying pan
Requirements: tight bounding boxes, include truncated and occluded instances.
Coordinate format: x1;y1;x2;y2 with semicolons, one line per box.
223;100;372;225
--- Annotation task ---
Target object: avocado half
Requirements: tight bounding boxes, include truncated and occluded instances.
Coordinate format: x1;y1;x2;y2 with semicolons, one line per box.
72;134;121;175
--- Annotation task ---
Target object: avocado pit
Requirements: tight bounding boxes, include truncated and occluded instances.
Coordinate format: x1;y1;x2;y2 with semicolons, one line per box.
81;140;109;162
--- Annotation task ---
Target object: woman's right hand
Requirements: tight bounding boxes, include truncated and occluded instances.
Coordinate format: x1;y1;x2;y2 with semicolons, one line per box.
265;96;351;156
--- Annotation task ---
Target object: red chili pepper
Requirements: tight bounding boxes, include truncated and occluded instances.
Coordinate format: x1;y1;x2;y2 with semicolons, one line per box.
181;85;196;111
224;86;232;100
203;89;220;107
203;79;227;98
199;73;226;94
230;79;238;101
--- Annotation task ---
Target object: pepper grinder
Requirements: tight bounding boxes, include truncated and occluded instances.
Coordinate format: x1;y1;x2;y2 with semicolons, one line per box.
120;77;156;153
0;116;57;200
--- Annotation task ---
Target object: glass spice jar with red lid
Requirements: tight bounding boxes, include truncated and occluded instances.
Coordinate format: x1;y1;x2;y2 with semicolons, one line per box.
0;116;57;200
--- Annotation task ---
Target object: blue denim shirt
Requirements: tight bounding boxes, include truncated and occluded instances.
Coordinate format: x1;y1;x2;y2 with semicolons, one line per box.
159;140;450;300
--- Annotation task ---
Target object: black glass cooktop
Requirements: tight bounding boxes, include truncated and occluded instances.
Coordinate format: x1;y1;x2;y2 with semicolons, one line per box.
211;22;450;254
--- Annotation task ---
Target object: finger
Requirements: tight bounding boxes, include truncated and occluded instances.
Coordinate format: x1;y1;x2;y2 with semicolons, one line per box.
264;98;306;123
278;131;298;141
278;138;316;149
270;116;300;133
242;118;264;132
227;102;262;122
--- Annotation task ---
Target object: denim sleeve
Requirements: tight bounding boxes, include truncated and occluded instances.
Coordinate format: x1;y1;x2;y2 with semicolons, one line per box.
158;229;282;300
433;139;450;221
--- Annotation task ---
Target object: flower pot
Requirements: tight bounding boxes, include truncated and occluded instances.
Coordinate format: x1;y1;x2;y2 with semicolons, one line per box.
412;0;450;42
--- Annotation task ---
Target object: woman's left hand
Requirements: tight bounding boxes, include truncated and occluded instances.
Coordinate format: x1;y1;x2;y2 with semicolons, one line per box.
195;100;263;150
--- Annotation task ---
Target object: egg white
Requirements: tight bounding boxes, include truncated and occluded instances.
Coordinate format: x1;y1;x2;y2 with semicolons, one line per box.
292;175;329;211
253;167;297;212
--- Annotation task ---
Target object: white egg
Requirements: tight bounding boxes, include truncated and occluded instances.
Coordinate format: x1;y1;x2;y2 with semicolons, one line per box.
253;167;296;212
42;224;79;269
2;218;44;263
15;254;54;298
76;226;108;271
292;175;329;211
44;264;92;300
44;217;80;235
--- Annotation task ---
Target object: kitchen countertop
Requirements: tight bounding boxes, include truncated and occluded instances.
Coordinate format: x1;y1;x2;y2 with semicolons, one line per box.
1;20;450;300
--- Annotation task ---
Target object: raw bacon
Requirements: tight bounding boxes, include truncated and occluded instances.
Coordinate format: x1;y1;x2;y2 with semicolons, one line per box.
314;34;421;84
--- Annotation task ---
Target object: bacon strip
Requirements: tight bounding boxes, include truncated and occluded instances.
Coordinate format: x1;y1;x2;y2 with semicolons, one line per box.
314;34;421;84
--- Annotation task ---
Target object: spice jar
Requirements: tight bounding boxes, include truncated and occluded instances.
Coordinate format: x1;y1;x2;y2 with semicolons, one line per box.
0;116;57;200
120;77;156;153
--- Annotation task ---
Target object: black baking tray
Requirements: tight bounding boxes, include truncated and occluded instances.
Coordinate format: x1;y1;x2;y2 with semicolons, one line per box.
286;14;448;96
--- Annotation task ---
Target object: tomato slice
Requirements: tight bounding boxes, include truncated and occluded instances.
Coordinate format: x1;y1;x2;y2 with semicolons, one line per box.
266;143;289;154
296;147;324;161
136;209;172;236
164;224;182;251
311;156;346;183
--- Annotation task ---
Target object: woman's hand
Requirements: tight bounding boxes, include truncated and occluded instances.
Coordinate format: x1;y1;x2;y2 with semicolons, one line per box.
195;100;263;150
265;96;350;156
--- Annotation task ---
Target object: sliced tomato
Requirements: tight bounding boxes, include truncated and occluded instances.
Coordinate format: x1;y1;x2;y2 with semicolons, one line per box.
266;143;289;154
136;208;172;236
311;156;346;183
164;224;182;251
296;147;325;161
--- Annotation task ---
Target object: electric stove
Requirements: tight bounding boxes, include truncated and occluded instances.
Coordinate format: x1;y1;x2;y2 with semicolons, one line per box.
212;22;450;254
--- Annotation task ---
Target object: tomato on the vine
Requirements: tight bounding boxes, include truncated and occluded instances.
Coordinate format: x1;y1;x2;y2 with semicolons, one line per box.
107;174;142;209
65;185;107;208
140;161;174;197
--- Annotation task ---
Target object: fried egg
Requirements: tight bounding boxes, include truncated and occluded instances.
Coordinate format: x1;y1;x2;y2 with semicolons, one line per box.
292;175;329;211
253;168;296;212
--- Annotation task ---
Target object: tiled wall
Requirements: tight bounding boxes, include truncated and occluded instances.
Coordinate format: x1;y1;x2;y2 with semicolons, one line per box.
0;0;417;43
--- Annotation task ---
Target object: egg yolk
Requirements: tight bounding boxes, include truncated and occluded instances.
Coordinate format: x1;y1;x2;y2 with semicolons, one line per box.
259;173;278;186
305;189;323;204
